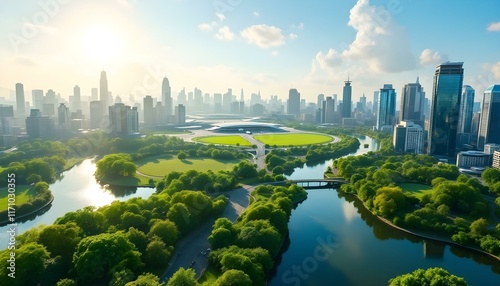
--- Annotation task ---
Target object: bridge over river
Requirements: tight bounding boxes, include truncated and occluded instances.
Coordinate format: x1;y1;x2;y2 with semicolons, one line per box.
288;179;348;189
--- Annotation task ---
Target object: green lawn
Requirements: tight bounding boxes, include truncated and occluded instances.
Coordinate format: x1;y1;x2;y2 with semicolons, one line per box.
137;157;240;177
0;185;33;212
254;133;333;146
193;135;253;146
198;264;220;284
399;183;434;199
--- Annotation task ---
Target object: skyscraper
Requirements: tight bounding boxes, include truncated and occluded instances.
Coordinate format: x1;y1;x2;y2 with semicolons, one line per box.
376;84;396;131
324;96;335;123
477;85;500;151
15;83;26;117
100;70;109;114
342;78;352;118
373;91;379;118
58;103;70;131
317;94;325;108
73;85;81;111
108;103;138;135
175;104;186;124
400;77;425;127
162;77;172;117
143;95;155;127
393;121;424;154
32;89;44;110
427;62;464;159
457;85;475;147
287;88;300;116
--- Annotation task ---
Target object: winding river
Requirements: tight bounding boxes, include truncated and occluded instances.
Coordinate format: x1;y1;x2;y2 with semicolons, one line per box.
1;135;498;285
270;135;500;285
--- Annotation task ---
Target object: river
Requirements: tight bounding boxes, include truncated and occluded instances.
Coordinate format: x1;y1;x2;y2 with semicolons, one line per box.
0;159;155;249
270;135;500;285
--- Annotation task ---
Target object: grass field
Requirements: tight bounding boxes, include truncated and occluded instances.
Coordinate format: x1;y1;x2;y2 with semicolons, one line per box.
254;133;333;146
193;135;253;146
0;185;33;212
137;157;240;177
399;183;434;199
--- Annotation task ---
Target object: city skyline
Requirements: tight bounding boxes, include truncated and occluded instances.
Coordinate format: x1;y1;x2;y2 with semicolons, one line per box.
0;0;499;103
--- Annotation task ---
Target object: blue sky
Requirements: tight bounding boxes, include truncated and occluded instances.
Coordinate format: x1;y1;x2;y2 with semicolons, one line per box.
0;0;499;105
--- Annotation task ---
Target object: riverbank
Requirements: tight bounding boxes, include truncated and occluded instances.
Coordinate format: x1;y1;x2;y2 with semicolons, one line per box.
341;191;500;262
0;193;54;226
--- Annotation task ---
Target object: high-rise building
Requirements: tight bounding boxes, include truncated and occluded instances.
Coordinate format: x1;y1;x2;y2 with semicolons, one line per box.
400;77;425;127
143;95;155;127
214;93;222;112
177;88;187;105
91;88;98;102
427;62;464;159
493;151;500;169
73;85;81;111
100;70;109;114
108;103;139;135
175;104;186;124
376;84;396;131
373;91;379;118
477;85;500;151
317;94;325;108
15;83;26;117
359;93;367;113
287;88;300;116
342;78;352;118
162;77;172;117
223;89;233;113
324;96;335;123
457;85;475;147
32;90;44;110
26;109;54;138
393;121;424;154
89;101;105;129
57;103;70;131
471;112;481;146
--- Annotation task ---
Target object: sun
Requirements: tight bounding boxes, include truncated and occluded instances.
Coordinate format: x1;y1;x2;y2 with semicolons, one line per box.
82;24;124;64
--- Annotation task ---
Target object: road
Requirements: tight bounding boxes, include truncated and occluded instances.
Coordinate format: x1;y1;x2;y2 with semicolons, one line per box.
160;184;256;282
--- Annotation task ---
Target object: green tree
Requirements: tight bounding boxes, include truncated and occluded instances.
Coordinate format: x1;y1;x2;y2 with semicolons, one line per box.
73;232;144;284
214;269;252;286
177;151;187;160
38;222;82;262
148;220;180;246
145;236;173;269
166;268;199;286
470;218;489;238
388;267;467;286
0;242;50;286
126;273;164;286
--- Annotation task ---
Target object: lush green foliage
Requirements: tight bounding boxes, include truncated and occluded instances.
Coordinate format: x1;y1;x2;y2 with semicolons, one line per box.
388;267;467;286
95;153;137;180
336;152;500;256
207;184;307;285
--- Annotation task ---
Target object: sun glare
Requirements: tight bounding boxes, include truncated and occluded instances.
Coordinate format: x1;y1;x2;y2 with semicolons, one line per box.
82;24;123;64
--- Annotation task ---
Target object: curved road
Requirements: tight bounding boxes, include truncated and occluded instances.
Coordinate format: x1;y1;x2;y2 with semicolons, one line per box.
160;184;258;282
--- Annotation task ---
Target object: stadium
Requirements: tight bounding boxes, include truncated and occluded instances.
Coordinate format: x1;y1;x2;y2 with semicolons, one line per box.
206;122;287;133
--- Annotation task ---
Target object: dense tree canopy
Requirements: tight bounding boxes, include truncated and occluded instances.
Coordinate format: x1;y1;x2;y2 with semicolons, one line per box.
388;267;467;286
95;153;137;180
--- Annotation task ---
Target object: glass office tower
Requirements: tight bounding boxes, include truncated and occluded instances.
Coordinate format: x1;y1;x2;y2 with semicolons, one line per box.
477;85;500;151
427;62;464;159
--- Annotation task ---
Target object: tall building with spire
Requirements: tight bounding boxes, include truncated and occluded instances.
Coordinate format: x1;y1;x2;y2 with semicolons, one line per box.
99;70;109;115
477;85;500;151
427;62;464;159
162;77;172;118
400;77;425;128
342;77;352;118
15;83;26;117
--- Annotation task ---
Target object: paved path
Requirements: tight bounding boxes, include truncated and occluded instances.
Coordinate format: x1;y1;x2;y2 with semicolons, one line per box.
160;184;256;282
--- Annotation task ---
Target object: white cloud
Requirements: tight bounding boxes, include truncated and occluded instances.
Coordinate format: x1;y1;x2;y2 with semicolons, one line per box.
419;48;448;65
254;11;260;17
487;22;500;32
314;0;416;73
289;33;298;40
240;24;285;48
198;21;217;32
215;26;234;41
291;23;304;30
216;13;225;22
492;62;500;79
315;48;343;70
